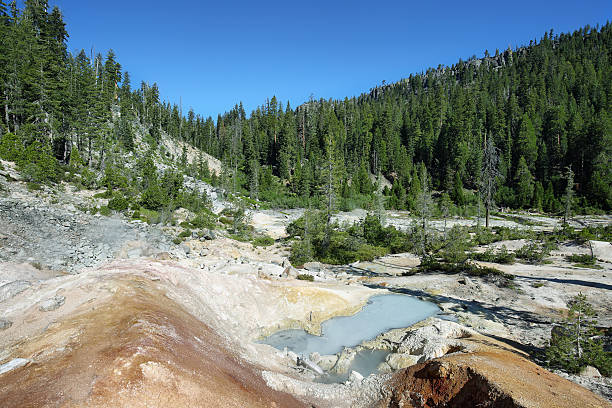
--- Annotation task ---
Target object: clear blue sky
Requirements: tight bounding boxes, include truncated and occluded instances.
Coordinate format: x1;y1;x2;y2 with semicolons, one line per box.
24;0;612;118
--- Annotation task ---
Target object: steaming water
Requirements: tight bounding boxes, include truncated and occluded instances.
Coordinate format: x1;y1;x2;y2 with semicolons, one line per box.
260;294;439;356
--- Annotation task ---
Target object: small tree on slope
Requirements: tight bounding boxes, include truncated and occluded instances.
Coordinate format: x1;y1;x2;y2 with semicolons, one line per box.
546;293;611;376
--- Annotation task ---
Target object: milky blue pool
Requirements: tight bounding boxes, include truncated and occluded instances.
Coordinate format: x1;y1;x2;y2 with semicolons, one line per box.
260;294;439;356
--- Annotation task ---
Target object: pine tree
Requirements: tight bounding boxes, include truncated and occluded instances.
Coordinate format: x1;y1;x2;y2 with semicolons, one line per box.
515;156;534;208
480;135;500;228
416;165;433;257
563;166;574;224
451;172;465;207
516;113;538;172
546;293;611;376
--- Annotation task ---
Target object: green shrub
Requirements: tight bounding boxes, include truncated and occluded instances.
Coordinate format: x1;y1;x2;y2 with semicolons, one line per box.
178;229;192;238
108;195;129;212
471;246;516;264
296;274;314;282
189;211;217;229
0;132;24;162
102;165;129;190
418;258;514;282
546;294;612;376
99;206;111;216
438;226;471;263
252;235;275;247
289;239;314;266
140;183;168;211
172;237;183;245
516;241;553;264
566;254;596;265
26;182;42;191
132;210;141;219
94;190;113;199
20;141;61;184
354;244;388;261
140;208;160;224
219;216;232;225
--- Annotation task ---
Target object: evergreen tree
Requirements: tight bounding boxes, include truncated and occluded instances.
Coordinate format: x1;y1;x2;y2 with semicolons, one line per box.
515;156;534;208
546;293;611;376
516;113;538;172
480;135;500;228
563;166;574;224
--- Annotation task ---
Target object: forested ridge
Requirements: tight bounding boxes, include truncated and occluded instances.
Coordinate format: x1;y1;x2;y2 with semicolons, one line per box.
0;1;610;213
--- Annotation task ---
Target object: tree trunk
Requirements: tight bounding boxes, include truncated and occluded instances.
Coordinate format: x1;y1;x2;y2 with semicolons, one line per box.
4;92;9;131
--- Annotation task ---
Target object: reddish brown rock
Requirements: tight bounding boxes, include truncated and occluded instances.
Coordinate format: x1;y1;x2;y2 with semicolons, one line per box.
378;349;611;408
0;277;304;408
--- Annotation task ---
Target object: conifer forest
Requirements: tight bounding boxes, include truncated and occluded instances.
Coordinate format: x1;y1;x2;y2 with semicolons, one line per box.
0;1;610;213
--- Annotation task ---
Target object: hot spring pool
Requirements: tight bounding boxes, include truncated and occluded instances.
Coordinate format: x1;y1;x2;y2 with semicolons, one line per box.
260;293;439;357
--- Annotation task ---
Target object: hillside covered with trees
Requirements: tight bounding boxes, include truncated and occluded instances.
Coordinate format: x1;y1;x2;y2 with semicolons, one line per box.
0;1;610;213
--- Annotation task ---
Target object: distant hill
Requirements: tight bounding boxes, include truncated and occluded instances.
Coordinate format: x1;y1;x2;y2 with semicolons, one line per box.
0;1;609;211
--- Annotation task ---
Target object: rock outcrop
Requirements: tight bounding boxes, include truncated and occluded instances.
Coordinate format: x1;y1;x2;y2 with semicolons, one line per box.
378;346;611;408
0;272;305;408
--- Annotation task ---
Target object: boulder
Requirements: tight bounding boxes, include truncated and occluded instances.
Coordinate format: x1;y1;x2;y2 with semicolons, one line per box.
201;229;216;240
0;280;31;303
317;354;338;371
331;348;357;374
377;362;393;373
303;262;323;272
348;370;364;384
286;350;298;364
397;319;472;361
0;318;12;330
283;266;299;278
39;295;65;312
309;352;321;363
297;356;324;375
579;365;601;378
386;353;420;370
259;264;285;277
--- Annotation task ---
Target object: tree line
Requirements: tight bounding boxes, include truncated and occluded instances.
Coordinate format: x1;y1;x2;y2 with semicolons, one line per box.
0;1;610;213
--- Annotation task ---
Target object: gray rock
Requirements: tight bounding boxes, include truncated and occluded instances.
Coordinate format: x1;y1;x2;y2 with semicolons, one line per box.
180;244;191;255
309;352;321;363
580;365;601;378
0;318;12;330
127;247;142;259
297;356;324;375
386;353;420;370
0;358;30;375
283;266;299;278
348;370;364;384
286;350;298;364
377;362;393;373
303;262;322;272
317;354;338;371
332;348;357;374
0;280;31;303
39;295;65;312
201;229;216;240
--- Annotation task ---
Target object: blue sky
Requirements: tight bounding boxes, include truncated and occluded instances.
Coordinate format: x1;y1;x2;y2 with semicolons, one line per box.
24;0;612;117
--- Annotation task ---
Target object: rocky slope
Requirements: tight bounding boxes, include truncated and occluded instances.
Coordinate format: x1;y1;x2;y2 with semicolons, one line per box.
1;162;610;407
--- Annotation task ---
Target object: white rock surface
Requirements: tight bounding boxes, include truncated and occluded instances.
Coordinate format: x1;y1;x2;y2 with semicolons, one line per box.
0;358;30;375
